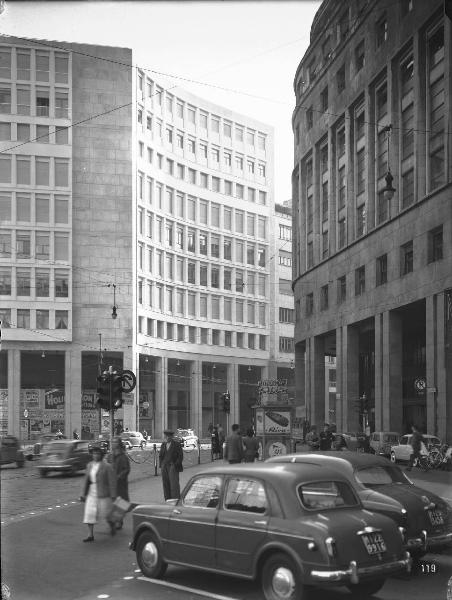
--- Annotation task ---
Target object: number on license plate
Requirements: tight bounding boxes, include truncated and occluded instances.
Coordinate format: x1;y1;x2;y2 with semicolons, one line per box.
428;510;444;526
361;533;386;555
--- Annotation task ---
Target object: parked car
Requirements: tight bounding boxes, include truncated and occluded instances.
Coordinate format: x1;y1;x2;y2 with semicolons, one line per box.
390;434;441;463
332;432;359;451
267;451;452;557
130;462;411;599
22;433;63;460
88;439;110;453
120;431;146;449
36;440;91;477
175;428;198;450
0;435;25;468
370;432;400;457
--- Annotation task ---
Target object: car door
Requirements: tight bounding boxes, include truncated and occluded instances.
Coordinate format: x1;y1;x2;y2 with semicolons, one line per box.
399;435;412;461
215;476;268;576
165;475;222;569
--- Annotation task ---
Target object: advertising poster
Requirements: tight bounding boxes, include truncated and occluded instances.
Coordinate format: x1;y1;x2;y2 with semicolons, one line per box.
265;440;290;457
264;410;291;434
0;390;8;433
258;379;289;406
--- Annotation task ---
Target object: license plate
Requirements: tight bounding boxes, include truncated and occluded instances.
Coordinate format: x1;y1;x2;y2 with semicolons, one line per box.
428;510;444;526
361;532;386;555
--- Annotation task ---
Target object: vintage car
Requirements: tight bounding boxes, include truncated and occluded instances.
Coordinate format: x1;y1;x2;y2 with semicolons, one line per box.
332;432;359;451
390;434;441;463
0;435;25;468
120;431;146;449
369;432;400;457
130;463;411;599
175;428;199;451
267;452;452;557
36;440;91;477
22;433;64;460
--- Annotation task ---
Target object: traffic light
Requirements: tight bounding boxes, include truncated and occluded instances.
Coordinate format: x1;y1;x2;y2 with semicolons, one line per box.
222;391;230;413
111;372;123;410
96;372;111;411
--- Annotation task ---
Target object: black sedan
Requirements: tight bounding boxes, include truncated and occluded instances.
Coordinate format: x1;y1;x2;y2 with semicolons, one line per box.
267;451;452;557
130;462;411;599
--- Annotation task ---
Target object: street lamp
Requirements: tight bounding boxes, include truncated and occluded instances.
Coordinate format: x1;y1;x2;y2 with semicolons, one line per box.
380;125;396;200
109;283;118;319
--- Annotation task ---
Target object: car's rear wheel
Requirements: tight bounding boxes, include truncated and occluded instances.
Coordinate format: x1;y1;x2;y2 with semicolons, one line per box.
390;452;396;463
347;578;385;598
261;553;305;600
136;531;167;579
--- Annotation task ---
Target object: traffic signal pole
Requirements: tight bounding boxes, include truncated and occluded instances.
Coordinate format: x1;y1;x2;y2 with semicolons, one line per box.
109;365;114;445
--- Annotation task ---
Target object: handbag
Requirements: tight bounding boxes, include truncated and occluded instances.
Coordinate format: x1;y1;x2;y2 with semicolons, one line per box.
108;497;132;523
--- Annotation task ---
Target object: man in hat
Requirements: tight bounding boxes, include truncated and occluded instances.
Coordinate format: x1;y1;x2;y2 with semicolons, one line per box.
159;429;184;500
319;423;333;451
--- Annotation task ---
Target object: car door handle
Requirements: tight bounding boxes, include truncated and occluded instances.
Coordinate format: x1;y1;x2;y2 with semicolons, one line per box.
172;509;181;514
254;520;267;525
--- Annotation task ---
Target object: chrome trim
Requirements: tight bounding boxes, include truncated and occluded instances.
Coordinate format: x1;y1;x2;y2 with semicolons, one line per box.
426;531;452;547
421;530;427;551
356;526;382;536
310;553;412;583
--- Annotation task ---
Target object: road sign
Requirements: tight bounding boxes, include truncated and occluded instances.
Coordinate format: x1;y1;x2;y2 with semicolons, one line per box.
23;409;28;418
120;370;137;393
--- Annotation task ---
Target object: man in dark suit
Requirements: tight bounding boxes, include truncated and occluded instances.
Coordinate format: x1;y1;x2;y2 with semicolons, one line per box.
159;429;183;500
224;423;244;464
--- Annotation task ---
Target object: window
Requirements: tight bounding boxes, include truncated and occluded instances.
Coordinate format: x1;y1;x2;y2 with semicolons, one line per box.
279;251;292;267
235;210;244;234
188;106;195;124
338;166;346;209
376;83;387;120
322;230;329;258
211;235;219;258
279;307;294;323
401;54;414;97
224;238;232;261
339;10;349;41
16;193;30;221
235;126;244;142
16;231;31;257
16;268;31;295
299;481;358;510
400;241;413;275
36;309;49;329
237;331;244;347
211;203;220;227
377;129;387;178
235;155;243;170
224;151;232;167
257;247;265;268
183;476;222;509
17;50;31;80
375;15;388;47
17;155;31;185
17;309;30;328
279;224;292;241
224;331;232;346
55;89;69;118
236;240;244;263
0;267;11;295
428;226;443;263
55;126;68;144
0;86;11;114
337;276;346;304
0;122;10;140
0;231;10;257
36;194;49;221
211;147;220;163
306;107;313;130
17;86;30;115
199;232;207;255
321;87;328;113
259;191;267;206
36;232;50;259
187;229;195;252
307;241;314;268
279;278;292;296
247;244;255;266
36;52;49;81
211;117;220;133
279;337;294;353
236;270;244;292
55;311;68;329
355;40;365;72
248;332;255;348
402;169;414;208
336;65;345;94
224;269;232;290
55;159;69;187
258;164;266;178
55;270;69;297
377;191;389;224
307;194;313;232
376;254;387;286
321;182;329;222
355;266;365;295
356;148;365;195
0;155;11;183
306;293;314;316
212;177;220;192
356;204;366;237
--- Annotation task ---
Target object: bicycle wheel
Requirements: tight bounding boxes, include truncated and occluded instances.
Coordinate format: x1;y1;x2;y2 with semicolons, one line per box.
428;449;442;469
415;456;429;471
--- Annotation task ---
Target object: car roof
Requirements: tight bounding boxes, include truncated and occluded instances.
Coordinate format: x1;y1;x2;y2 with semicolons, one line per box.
268;451;395;469
192;461;355;484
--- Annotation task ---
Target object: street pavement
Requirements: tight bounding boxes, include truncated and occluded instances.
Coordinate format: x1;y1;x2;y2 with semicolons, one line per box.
1;452;451;600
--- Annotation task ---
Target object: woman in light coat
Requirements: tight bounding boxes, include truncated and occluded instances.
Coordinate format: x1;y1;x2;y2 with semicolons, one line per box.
80;444;117;542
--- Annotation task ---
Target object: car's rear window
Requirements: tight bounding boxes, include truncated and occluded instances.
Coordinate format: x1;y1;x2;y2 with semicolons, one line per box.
383;434;399;443
45;443;71;455
355;466;410;486
298;481;359;510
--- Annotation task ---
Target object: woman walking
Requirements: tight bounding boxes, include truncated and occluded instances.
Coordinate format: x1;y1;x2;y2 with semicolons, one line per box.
243;427;260;462
80;444;117;542
108;436;130;529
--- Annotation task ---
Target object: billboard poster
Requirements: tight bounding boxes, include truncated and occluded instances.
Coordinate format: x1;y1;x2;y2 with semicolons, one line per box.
265;440;290;457
258;379;289;406
264;410;291;434
44;391;65;410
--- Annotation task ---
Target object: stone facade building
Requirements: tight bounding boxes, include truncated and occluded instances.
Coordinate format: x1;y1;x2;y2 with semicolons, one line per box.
292;0;452;440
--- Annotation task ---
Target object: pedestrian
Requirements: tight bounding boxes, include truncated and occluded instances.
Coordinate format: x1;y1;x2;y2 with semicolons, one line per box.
217;424;225;459
159;429;184;500
73;429;79;440
407;424;425;471
224;423;244;464
80;444;117;542
243;427;260;462
211;426;221;460
142;429;148;441
56;428;64;439
319;423;333;450
305;425;320;450
107;436;130;530
207;422;214;435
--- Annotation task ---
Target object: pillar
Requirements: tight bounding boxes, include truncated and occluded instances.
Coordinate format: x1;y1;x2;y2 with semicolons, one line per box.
382;310;403;431
426;293;448;441
345;325;360;432
191;359;203;436
66;348;81;437
155;356;167;437
8;349;21;437
308;335;325;428
374;313;384;431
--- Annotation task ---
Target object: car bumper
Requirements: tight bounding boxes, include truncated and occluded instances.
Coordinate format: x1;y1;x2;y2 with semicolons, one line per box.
310;552;412;584
37;464;72;471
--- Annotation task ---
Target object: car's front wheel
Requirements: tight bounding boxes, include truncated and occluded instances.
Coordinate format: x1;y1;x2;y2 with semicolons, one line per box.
347;578;385;598
390;452;397;463
136;531;167;579
261;553;305;600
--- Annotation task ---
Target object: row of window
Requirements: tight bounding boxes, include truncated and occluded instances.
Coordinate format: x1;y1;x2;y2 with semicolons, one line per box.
138;317;268;351
138;126;267;180
0;84;69;118
0;307;69;330
0;267;70;297
0;46;69;84
0;154;70;187
137;198;267;239
0;191;70;224
138;284;267;326
0;121;69;144
303;225;444;316
138;248;267;286
0;229;70;262
137;164;267;206
137;74;267;151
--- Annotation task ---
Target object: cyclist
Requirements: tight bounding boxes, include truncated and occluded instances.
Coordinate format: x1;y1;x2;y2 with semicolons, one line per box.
406;424;426;471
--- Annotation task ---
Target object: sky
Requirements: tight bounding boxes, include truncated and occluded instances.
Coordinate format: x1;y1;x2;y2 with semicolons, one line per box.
0;0;321;200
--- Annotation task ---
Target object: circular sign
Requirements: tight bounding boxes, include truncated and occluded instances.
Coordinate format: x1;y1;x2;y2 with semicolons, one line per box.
142;401;150;409
23;409;29;418
120;370;137;393
266;441;287;457
414;377;426;392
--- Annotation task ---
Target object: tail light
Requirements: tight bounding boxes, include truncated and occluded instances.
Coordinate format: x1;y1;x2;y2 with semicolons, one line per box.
398;527;406;544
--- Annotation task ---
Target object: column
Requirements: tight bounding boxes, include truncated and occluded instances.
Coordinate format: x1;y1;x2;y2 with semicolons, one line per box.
8;349;21;437
426;293;448;441
345;325;360;433
230;362;239;429
190;359;203;436
309;336;325;428
374;313;384;431
294;341;306;416
66;348;81;437
335;327;344;431
155;356;166;437
382;310;403;431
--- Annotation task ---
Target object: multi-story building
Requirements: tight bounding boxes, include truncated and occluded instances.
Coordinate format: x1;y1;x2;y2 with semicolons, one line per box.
0;36;275;440
292;0;452;441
